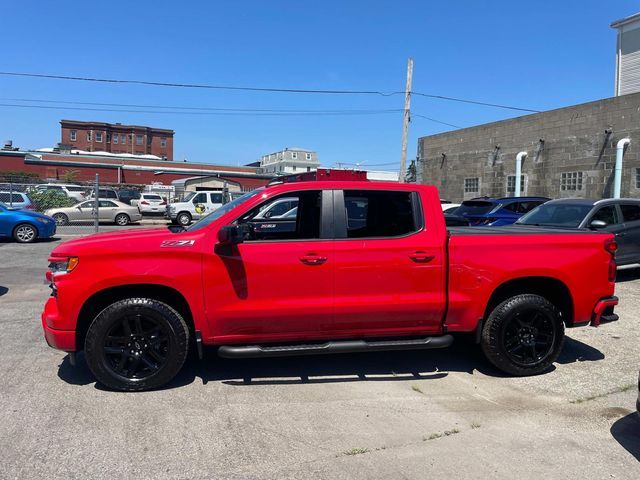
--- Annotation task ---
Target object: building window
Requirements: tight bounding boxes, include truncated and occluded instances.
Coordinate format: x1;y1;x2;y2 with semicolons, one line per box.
95;132;103;143
106;133;111;143
636;168;640;189
113;134;118;144
121;134;126;144
306;153;311;160
307;167;311;172
292;152;298;159
69;130;77;141
560;172;583;191
506;175;525;195
464;177;479;193
136;135;143;145
160;137;167;148
87;131;92;141
292;165;297;171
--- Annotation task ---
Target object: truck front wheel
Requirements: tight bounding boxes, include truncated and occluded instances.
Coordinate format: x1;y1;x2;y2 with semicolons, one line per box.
481;294;564;376
84;298;189;391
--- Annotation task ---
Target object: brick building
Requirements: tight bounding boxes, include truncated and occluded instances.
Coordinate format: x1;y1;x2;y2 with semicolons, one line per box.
60;120;174;160
0;148;271;191
417;92;640;202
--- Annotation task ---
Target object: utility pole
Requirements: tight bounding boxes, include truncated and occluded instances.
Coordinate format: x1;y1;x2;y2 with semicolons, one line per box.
399;57;413;183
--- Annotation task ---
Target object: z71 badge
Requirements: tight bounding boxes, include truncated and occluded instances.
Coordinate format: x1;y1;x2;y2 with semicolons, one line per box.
160;240;195;248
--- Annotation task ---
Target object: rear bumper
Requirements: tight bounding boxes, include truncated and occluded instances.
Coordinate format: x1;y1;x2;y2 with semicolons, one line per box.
591;296;619;327
41;297;76;351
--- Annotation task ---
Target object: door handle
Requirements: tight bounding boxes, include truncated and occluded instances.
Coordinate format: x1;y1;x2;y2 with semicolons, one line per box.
299;254;327;265
409;251;435;263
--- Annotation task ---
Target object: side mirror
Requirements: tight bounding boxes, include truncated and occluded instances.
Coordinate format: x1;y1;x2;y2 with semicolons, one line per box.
590;219;607;229
217;225;245;245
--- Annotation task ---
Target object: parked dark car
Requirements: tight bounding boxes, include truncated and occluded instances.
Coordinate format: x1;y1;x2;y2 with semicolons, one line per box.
456;196;550;226
516;198;640;266
117;188;141;205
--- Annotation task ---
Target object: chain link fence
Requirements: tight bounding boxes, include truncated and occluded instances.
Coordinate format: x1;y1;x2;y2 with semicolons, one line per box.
0;174;171;238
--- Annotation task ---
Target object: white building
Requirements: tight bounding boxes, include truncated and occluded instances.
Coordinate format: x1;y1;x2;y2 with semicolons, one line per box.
612;12;640;96
259;147;319;175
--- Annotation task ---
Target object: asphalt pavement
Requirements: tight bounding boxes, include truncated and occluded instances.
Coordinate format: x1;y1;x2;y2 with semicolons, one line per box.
0;237;638;479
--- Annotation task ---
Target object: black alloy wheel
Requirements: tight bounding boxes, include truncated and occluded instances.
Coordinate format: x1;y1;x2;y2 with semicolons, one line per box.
85;298;189;391
481;294;564;376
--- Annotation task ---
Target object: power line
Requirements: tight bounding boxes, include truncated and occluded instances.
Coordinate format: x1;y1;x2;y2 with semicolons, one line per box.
0;71;542;112
0;71;401;96
0;103;402;117
412;114;461;129
0;97;400;114
412;92;540;113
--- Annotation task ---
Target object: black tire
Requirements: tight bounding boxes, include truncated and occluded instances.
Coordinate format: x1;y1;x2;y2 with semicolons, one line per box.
84;298;189;391
114;213;130;226
481;294;564;376
13;223;38;243
177;212;192;226
53;213;69;226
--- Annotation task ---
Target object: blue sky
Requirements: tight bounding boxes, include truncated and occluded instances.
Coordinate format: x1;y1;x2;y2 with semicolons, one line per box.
0;0;638;170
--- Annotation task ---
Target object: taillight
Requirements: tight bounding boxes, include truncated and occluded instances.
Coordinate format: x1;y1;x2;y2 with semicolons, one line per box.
605;238;618;254
140;200;150;205
26;204;35;210
160;201;166;205
605;238;617;282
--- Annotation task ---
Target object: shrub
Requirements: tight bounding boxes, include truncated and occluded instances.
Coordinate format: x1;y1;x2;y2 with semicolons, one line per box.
29;190;76;212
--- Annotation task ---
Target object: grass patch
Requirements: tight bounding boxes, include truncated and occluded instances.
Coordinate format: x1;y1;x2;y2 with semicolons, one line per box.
570;384;635;404
471;422;481;429
423;428;460;441
343;447;370;456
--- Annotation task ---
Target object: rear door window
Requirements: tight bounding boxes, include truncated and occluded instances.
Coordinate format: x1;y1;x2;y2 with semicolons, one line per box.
99;200;117;208
210;193;223;204
591;206;621;225
620;204;640;222
342;190;419;238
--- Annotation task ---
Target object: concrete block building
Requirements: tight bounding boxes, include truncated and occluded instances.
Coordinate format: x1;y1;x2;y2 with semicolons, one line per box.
417;92;640;202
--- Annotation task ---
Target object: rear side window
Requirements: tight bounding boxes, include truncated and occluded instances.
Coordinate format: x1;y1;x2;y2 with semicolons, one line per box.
620;204;640;222
66;186;85;192
591;206;621;225
0;193;24;203
456;200;495;216
343;190;418;238
210;193;223;204
99;200;117;207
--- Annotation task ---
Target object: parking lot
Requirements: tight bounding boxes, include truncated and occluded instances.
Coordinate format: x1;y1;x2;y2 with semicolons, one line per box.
0;237;638;479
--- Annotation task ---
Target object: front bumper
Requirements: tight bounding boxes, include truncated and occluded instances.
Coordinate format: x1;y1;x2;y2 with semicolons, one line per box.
41;297;76;351
38;222;57;238
591;296;619;327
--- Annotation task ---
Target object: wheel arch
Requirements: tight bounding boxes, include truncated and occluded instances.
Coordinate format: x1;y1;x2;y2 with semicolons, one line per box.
76;284;195;351
480;276;574;337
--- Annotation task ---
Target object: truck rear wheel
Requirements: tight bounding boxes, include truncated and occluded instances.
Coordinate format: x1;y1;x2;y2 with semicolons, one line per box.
481;294;564;376
84;298;189;391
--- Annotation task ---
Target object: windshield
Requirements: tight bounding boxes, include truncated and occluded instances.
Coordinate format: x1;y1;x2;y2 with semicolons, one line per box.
516;203;593;227
456;200;496;216
187;189;263;232
182;192;197;202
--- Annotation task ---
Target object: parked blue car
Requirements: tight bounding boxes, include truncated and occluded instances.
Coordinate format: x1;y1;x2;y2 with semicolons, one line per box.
0;202;56;243
456;196;550;226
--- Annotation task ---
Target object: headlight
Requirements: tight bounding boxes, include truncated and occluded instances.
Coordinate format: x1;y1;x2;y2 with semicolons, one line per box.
36;217;51;224
48;257;79;276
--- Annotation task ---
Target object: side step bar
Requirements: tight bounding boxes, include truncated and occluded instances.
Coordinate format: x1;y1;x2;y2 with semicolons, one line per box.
218;335;454;359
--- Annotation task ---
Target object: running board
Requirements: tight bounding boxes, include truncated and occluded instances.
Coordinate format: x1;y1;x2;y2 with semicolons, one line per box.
217;335;454;359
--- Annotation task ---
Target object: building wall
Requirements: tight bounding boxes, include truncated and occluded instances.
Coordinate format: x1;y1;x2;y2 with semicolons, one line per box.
60;121;174;160
259;148;320;174
417;92;640;202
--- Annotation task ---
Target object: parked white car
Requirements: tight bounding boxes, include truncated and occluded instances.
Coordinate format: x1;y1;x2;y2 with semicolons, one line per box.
34;184;87;202
166;190;225;226
132;193;167;214
45;199;142;226
441;202;461;214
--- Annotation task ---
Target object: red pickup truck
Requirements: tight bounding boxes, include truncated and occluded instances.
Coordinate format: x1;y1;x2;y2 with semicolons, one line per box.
41;177;619;391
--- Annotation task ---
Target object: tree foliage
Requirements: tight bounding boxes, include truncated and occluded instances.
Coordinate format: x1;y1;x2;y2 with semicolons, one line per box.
29;190;76;212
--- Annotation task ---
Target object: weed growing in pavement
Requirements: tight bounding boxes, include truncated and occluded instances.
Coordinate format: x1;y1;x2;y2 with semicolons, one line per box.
411;385;423;394
471;422;481;429
423;429;460;441
570;384;635;404
343;448;370;456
